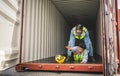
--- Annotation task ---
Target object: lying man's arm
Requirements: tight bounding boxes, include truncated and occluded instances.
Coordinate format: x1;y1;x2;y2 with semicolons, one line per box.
81;50;88;64
66;46;78;52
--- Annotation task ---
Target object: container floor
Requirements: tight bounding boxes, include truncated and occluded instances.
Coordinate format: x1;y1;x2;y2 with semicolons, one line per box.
29;53;102;64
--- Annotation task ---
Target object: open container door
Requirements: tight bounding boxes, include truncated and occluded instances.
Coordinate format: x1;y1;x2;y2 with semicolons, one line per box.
102;0;118;75
0;0;22;71
118;9;120;74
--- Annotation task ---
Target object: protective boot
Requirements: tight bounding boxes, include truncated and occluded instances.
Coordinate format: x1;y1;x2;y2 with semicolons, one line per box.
90;56;95;62
65;56;71;62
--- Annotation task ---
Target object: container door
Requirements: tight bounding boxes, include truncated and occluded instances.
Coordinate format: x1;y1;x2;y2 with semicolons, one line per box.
0;0;22;71
102;0;118;76
118;9;120;74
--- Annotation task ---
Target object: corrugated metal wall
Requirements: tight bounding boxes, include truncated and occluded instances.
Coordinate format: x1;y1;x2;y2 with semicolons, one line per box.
22;0;67;62
95;9;102;56
0;0;21;70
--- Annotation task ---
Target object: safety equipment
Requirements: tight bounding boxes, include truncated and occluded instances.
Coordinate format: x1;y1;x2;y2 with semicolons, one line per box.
75;32;85;40
73;26;87;40
55;55;66;64
73;50;86;62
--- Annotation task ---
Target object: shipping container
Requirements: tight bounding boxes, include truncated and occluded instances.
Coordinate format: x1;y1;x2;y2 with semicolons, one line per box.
0;0;120;76
117;9;120;74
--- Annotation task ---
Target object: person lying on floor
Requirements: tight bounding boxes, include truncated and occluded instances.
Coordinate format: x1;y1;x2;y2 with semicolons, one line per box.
66;42;88;64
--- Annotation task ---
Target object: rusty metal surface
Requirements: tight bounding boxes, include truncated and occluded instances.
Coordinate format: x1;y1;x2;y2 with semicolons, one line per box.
118;10;120;30
117;10;120;74
15;63;103;73
118;10;120;62
20;0;24;64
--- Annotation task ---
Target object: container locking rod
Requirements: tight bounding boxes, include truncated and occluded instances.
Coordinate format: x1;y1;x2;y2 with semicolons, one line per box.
56;65;60;69
69;66;74;69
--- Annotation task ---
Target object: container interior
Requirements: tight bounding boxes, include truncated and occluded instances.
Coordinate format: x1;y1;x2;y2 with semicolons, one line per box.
22;0;102;64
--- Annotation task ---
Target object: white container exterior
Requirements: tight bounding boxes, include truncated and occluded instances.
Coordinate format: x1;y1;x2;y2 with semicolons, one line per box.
0;0;22;71
22;0;67;62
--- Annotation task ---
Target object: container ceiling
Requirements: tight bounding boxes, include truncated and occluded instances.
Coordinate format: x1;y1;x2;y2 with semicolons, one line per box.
52;0;100;25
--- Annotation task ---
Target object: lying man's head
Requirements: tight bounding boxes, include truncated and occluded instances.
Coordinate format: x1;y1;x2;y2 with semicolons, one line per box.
78;42;86;52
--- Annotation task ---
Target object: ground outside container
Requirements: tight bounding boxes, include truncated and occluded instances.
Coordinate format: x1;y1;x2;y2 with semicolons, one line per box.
0;0;120;76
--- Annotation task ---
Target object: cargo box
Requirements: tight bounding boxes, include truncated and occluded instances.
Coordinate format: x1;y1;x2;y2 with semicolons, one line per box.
0;0;119;76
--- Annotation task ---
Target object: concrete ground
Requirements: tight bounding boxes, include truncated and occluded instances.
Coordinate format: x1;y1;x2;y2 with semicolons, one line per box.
0;67;103;76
